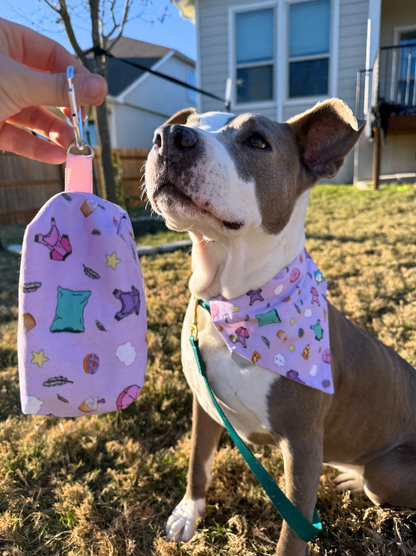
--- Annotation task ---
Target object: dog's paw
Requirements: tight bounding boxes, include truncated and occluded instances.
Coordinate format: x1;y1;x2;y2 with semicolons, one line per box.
166;497;206;542
334;470;364;492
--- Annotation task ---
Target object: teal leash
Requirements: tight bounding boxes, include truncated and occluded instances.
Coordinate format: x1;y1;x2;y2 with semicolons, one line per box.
189;298;322;543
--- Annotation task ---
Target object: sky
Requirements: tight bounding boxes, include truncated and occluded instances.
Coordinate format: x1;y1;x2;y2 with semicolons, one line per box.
3;0;197;60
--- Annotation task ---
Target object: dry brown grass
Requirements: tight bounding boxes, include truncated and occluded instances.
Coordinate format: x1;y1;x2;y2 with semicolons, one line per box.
1;184;416;555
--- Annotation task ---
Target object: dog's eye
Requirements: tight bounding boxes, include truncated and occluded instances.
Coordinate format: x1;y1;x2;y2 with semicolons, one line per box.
248;134;267;149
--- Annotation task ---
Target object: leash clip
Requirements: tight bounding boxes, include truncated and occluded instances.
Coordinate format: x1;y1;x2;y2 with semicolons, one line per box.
190;295;199;342
66;66;94;155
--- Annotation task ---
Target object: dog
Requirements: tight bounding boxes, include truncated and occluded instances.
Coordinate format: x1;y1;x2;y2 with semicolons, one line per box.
145;100;416;556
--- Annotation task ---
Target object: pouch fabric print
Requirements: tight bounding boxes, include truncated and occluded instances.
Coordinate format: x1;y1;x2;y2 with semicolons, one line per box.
17;153;147;417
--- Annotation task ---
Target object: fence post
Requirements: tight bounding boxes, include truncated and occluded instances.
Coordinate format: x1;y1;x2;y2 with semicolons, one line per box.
372;125;381;190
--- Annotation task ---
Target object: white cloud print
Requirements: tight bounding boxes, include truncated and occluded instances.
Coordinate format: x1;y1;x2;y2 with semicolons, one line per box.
23;395;44;415
116;342;137;366
274;353;286;367
274;284;284;296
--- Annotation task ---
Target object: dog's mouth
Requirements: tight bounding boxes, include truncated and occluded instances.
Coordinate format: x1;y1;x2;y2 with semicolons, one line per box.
153;181;244;231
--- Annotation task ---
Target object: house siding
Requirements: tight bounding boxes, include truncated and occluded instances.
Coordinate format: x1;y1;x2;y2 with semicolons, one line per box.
199;0;276;116
113;104;166;150
112;53;195;148
198;0;369;183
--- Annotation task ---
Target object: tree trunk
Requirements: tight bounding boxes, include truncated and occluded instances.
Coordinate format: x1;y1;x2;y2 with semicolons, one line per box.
95;99;117;202
89;0;118;203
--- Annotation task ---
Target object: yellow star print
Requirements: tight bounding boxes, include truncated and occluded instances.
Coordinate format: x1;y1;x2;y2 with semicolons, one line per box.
290;318;295;325
232;305;240;313
31;350;49;368
288;344;295;352
106;252;121;270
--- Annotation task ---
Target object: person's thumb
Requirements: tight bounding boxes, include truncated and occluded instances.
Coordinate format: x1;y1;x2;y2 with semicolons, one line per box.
22;66;108;109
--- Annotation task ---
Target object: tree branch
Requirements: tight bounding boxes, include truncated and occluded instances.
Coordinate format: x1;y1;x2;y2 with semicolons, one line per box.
107;0;131;52
42;0;90;69
43;0;60;14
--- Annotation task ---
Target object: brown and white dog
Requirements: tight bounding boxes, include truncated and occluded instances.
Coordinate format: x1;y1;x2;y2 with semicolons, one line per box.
145;100;416;556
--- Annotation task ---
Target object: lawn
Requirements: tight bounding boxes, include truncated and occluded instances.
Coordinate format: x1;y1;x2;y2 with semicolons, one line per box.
1;184;416;555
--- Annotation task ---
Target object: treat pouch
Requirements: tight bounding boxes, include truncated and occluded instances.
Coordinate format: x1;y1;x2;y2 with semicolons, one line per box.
17;153;147;417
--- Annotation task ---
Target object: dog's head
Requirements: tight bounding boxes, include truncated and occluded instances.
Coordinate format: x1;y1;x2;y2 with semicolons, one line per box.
145;100;363;240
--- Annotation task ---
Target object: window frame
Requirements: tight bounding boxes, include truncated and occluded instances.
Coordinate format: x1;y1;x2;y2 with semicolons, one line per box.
283;0;337;106
229;1;278;110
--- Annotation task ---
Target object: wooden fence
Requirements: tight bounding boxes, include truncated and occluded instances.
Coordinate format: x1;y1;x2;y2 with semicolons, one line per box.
0;148;150;226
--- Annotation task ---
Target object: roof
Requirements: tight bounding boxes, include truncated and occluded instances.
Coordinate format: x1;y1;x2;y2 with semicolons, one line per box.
87;36;172;96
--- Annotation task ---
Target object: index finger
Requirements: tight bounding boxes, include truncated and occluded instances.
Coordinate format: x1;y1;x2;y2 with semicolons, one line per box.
0;18;89;75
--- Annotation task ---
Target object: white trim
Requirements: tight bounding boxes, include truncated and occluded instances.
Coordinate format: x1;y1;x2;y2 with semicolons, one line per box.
368;0;381;67
228;1;278;110
111;105;118;147
282;0;339;105
195;0;202;112
237;60;275;69
231;100;277;111
330;0;340;98
106;99;118;147
117;51;175;102
283;95;328;106
276;0;284;121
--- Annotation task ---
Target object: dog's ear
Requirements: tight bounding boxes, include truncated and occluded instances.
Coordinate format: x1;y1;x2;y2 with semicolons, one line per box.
287;99;364;183
164;108;198;126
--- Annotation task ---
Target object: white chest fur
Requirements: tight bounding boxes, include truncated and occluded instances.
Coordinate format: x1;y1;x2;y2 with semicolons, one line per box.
181;298;278;444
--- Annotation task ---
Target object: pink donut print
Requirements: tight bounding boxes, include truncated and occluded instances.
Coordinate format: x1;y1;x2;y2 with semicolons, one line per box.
210;302;219;318
322;348;331;364
290;268;300;283
117;385;141;410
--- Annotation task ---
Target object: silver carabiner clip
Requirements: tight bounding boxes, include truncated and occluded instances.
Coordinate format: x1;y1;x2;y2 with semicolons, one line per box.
66;66;94;156
66;66;83;150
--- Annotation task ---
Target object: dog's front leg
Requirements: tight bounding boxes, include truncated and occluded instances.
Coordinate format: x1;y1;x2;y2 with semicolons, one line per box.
166;393;224;542
275;434;323;556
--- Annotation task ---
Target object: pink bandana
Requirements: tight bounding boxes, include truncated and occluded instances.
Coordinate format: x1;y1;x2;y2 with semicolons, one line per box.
209;249;334;394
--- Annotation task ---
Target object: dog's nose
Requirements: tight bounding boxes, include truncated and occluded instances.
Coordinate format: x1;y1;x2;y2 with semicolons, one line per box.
153;124;198;154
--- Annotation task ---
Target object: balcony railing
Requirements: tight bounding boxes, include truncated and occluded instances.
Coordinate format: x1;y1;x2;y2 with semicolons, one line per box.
355;44;416;121
376;44;416;107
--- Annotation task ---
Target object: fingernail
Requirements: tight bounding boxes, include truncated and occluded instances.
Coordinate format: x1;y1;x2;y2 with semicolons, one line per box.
81;75;107;100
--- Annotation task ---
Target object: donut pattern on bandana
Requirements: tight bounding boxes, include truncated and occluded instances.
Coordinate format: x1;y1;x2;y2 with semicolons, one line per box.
18;191;147;417
210;248;333;394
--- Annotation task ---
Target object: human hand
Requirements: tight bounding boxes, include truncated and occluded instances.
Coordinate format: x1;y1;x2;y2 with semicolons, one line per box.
0;18;107;164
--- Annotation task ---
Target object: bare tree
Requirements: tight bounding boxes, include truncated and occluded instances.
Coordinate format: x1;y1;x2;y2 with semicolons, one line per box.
42;0;170;203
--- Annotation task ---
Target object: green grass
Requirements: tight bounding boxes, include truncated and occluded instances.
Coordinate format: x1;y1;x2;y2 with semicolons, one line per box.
1;184;416;555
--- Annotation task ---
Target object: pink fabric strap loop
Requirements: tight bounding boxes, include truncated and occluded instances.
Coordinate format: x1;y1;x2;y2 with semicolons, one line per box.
65;153;93;193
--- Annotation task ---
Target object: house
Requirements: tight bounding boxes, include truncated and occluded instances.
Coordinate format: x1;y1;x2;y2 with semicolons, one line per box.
87;36;196;149
174;0;416;186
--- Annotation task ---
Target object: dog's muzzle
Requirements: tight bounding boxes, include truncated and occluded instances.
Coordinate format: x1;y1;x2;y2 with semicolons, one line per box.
153;124;198;157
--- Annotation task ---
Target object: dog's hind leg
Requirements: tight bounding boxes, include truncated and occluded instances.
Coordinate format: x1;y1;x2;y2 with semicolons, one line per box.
166;393;224;542
363;441;416;508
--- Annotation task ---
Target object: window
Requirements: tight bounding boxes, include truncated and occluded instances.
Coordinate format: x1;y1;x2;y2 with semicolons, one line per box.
288;0;331;98
188;69;196;103
397;30;416;105
235;8;275;104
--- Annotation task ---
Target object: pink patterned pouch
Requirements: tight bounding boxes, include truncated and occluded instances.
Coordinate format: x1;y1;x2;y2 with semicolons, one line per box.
17;153;147;417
